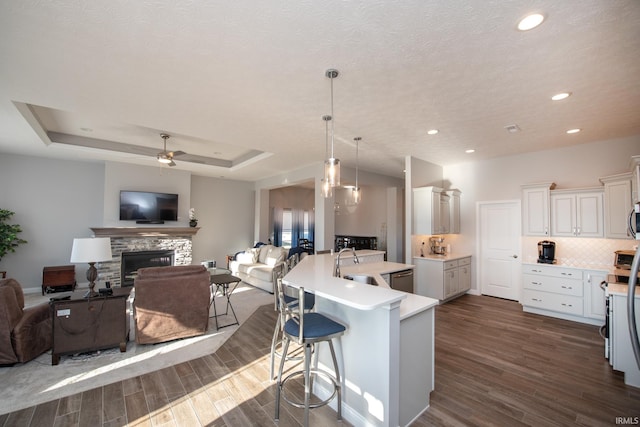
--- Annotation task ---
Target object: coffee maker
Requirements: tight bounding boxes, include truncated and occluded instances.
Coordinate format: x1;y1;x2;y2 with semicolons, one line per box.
537;240;556;264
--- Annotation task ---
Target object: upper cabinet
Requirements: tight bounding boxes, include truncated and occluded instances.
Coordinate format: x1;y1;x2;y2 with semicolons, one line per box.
413;186;461;235
600;173;633;239
522;182;555;236
550;188;604;238
446;190;461;234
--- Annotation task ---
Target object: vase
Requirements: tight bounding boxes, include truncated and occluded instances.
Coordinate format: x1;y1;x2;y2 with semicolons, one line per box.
189;220;198;227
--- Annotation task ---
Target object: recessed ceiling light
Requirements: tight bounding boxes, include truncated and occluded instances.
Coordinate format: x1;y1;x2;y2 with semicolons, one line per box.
465;149;475;154
427;129;439;135
505;124;521;133
517;13;545;31
552;92;571;101
566;128;581;134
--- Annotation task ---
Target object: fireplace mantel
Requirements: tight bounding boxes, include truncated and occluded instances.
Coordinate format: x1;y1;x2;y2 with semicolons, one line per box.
90;227;200;238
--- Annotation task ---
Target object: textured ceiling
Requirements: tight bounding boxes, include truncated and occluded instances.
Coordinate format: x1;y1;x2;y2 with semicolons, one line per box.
0;1;639;182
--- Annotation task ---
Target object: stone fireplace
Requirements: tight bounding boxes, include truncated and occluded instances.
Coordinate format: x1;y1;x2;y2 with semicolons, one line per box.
90;227;199;287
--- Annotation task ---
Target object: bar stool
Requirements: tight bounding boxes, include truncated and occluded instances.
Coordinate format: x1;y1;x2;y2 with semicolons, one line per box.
274;278;346;426
269;260;315;380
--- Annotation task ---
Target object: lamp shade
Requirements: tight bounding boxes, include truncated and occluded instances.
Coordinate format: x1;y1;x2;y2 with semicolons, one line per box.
70;237;112;263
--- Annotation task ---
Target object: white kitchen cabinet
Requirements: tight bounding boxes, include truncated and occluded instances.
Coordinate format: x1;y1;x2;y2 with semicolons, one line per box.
583;269;607;321
522;264;605;326
446;190;461;234
521;182;555;236
412;186;443;235
522;264;583;318
600;173;633;239
550;188;604;237
414;255;471;302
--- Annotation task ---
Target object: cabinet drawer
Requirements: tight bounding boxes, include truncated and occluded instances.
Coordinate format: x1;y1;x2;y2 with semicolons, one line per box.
457;257;471;267
522;264;582;280
444;260;458;270
523;289;583;316
523;274;583;296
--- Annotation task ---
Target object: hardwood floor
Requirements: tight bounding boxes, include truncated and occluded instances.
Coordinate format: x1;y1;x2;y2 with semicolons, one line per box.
1;294;638;426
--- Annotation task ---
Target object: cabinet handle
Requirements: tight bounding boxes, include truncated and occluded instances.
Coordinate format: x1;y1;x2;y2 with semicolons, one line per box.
561;272;573;276
561;303;573;307
532;298;542;302
561;285;572;289
512;254;518;258
532;281;542;285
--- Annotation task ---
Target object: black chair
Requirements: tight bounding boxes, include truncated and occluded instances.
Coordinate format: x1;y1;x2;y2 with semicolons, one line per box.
274;278;346;426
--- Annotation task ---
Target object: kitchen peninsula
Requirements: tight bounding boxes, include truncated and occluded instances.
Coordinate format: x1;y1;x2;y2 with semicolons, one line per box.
282;252;438;427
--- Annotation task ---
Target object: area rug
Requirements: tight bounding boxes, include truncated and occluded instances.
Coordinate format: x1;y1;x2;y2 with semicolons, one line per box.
0;284;273;415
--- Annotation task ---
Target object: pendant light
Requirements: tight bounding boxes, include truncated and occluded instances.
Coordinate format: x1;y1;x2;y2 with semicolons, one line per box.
352;136;361;204
321;115;333;198
324;69;340;187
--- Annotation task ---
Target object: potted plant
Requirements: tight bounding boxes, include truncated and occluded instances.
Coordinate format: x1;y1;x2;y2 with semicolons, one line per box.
189;208;198;227
0;209;27;263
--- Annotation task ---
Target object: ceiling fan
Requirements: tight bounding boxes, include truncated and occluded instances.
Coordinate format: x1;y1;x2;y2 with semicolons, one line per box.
156;133;185;166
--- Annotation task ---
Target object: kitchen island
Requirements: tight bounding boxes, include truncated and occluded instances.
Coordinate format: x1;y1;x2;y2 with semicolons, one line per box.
283;252;438;427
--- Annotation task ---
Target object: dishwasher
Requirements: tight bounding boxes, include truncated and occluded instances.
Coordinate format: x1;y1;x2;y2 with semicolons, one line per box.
390;269;414;293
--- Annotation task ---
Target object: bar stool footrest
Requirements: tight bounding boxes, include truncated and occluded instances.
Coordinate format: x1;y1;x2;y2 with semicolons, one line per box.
279;369;339;410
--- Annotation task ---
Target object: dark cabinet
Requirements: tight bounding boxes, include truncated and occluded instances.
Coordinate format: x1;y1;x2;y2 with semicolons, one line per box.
335;235;377;252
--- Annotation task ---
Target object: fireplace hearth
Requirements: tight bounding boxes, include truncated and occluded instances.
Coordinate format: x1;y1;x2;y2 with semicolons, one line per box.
121;250;174;287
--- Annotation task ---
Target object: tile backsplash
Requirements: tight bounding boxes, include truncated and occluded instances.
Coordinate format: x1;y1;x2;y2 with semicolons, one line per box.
522;236;637;270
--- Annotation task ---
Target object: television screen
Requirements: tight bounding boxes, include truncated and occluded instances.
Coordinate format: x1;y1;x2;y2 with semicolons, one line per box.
119;191;178;222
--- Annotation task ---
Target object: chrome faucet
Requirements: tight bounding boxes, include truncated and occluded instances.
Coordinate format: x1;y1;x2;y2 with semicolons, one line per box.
334;247;359;277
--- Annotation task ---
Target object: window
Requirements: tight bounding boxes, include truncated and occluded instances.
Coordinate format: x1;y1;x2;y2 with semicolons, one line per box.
281;209;293;248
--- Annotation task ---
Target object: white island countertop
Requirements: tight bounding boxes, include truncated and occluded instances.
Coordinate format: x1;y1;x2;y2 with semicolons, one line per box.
284;253;437;319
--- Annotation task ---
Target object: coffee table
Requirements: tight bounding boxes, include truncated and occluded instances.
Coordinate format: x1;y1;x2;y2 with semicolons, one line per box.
210;272;241;330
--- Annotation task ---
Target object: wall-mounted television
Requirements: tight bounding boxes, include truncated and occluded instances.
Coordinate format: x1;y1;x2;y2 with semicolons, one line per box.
119;191;178;224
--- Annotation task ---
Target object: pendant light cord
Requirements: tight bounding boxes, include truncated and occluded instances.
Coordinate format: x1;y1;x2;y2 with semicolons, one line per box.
330;75;335;158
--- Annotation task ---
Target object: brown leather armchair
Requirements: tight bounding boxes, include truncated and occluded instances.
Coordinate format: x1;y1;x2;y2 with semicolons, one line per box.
133;265;211;345
0;278;52;365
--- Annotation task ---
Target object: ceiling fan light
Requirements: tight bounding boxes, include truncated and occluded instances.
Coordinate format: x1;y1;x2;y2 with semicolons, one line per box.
157;154;172;164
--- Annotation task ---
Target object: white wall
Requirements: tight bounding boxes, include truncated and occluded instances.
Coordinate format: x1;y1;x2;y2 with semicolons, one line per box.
190;175;255;267
103;162;192;226
334;184;388;247
0;154;104;289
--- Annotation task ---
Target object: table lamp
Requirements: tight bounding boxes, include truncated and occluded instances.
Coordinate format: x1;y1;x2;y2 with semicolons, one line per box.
70;237;112;297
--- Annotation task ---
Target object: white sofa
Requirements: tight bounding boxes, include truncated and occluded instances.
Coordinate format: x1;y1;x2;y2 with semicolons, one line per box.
229;245;288;293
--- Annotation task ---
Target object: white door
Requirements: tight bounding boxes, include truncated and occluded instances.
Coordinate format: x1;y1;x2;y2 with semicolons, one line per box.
478;201;521;300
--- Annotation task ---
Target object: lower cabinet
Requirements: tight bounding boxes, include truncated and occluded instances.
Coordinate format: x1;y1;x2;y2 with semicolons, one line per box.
415;256;471;302
522;264;607;325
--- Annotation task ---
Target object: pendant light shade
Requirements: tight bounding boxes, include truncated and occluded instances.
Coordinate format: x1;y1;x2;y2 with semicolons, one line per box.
325;69;340;187
321;115;333;198
352;136;361;204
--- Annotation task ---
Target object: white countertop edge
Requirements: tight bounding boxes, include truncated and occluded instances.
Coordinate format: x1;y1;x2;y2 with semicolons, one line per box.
607;283;640;297
522;262;612;273
413;253;472;262
283;254;417;311
399;293;439;320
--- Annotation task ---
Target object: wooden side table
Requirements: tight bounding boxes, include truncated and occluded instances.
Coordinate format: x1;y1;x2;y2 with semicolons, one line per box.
50;287;131;365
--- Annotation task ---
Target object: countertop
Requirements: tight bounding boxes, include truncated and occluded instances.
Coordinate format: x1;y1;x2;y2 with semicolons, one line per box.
522;261;613;273
283;252;437;320
607;282;640;298
522;260;615;273
413;253;472;262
